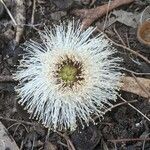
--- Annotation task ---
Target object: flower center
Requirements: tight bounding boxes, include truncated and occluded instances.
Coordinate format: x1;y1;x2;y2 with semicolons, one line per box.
59;65;77;84
54;55;84;88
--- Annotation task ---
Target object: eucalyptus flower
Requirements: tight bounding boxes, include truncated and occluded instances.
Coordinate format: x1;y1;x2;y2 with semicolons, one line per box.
14;22;122;131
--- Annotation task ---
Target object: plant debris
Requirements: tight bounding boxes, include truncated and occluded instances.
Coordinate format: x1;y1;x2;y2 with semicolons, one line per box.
71;0;134;29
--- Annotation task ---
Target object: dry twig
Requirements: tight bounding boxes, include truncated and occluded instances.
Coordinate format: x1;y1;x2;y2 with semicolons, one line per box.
111;26;150;65
56;131;76;150
122;68;150;76
0;116;40;126
72;0;134;29
31;0;36;25
102;31;150;64
94;100;137;120
7;122;29;133
108;137;150;143
113;25;126;46
15;0;26;45
102;0;111;30
0;0;17;25
104;100;137;114
119;95;150;122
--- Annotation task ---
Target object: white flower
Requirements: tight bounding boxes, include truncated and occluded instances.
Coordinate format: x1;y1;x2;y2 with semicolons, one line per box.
14;21;122;131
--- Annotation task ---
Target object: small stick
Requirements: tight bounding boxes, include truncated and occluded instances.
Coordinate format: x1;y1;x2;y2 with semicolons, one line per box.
122;68;150;76
119;95;150;122
113;26;126;46
102;0;111;30
108;137;150;143
31;0;36;25
0;116;40;126
57;141;68;147
0;0;17;26
101;30;150;64
94;100;137;120
125;32;130;48
104;100;137;114
112;40;150;64
15;0;26;44
7;122;29;133
56;131;76;150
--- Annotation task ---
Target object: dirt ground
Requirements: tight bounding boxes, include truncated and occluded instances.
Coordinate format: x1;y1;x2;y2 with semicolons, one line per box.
0;0;150;149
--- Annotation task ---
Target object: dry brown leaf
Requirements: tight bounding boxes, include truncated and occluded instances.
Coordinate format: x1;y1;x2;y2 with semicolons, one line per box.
72;0;134;29
121;76;150;98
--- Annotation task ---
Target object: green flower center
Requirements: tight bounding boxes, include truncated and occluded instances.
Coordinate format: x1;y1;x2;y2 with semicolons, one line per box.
59;65;77;84
54;55;84;88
